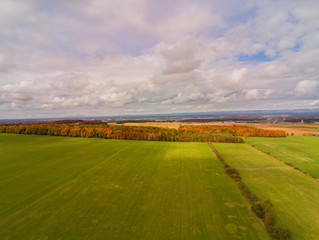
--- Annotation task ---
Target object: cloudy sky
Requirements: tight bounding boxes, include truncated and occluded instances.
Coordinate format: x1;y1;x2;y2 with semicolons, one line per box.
1;0;319;119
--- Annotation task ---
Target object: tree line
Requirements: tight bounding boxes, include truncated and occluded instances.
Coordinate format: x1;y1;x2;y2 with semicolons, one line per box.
179;125;286;137
0;123;286;143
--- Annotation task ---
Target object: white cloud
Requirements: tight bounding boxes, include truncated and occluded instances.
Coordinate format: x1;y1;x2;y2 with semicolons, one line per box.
295;80;319;96
264;63;289;76
309;99;319;106
242;89;273;100
231;68;248;83
1;0;319;118
0;53;10;72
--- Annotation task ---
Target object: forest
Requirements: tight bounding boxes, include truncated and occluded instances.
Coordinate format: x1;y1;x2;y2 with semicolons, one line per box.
0;123;286;143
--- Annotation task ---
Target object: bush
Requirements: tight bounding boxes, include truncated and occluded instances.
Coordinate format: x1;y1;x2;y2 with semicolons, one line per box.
238;182;252;200
226;167;239;175
271;227;291;240
263;201;291;240
264;200;275;227
251;203;264;219
250;193;258;203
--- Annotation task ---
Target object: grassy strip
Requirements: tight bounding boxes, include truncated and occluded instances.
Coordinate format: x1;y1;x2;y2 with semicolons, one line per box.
281;124;319;130
208;143;291;240
250;144;319;180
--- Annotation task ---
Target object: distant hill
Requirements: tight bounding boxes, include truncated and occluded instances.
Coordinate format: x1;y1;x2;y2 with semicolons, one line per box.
1;108;319;123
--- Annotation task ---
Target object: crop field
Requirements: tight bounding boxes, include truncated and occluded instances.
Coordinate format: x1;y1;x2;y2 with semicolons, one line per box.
212;143;285;168
0;134;269;240
214;143;319;240
245;136;319;178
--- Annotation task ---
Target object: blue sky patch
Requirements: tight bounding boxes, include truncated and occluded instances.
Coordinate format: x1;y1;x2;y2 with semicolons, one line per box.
237;51;277;63
292;42;301;52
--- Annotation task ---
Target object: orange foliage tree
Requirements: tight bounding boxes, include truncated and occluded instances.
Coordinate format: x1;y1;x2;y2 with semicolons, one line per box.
0;123;286;143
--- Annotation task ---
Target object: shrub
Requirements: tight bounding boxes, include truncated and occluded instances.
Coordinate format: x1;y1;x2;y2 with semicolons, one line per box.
251;203;264;219
264;200;275;226
271;227;291;240
263;201;291;240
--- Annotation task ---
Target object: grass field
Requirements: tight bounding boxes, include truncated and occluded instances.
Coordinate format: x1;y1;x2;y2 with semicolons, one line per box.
282;124;319;130
245;136;319;178
212;143;285;168
0;134;269;240
214;143;319;240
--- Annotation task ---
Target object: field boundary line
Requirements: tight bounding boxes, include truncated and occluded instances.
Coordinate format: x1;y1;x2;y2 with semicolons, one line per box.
249;144;319;181
0;142;135;226
236;166;293;170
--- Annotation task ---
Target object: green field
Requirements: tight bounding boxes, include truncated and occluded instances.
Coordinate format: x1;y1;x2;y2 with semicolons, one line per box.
0;134;269;240
280;124;319;129
245;136;319;178
214;143;319;240
212;143;284;168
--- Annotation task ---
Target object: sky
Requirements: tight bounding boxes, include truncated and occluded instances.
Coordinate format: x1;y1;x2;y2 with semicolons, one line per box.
0;0;319;119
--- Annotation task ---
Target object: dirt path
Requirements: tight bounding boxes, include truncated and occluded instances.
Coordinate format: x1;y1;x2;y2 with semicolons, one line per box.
236;166;293;170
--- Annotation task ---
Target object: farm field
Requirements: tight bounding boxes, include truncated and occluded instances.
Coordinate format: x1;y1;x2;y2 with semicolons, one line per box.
235;123;319;136
212;143;285;168
245;137;319;178
214;143;319;240
0;134;269;240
